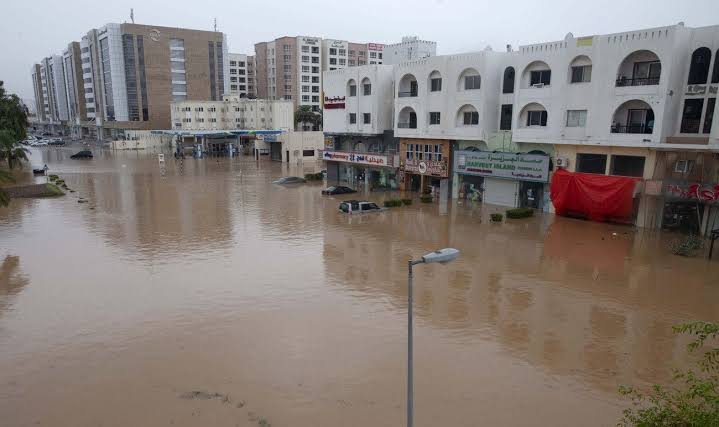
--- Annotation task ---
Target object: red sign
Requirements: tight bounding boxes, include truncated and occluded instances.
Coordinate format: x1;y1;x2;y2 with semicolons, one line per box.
368;43;384;51
324;96;345;110
665;182;719;204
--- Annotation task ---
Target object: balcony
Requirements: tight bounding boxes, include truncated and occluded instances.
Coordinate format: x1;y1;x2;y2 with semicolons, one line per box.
397;122;416;129
611;124;653;134
615;77;660;87
398;91;418;98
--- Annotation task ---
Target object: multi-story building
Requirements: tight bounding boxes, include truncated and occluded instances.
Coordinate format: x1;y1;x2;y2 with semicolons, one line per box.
226;53;255;98
62;41;88;138
382;36;436;65
322;65;398;190
322;39;349;71
35;55;70;125
170;96;293;131
30;64;46;123
32;23;227;139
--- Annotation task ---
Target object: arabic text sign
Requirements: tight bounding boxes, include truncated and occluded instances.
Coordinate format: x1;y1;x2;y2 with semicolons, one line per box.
454;151;550;183
402;159;448;177
322;150;389;167
664;182;719;204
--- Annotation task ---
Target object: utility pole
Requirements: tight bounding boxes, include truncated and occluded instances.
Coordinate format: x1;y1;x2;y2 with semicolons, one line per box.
130;8;134;24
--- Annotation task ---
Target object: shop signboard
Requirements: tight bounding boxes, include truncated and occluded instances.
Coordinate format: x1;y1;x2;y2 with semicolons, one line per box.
324;96;345;109
454;151;550;183
322;150;390;167
664;182;719;204
401;158;448;178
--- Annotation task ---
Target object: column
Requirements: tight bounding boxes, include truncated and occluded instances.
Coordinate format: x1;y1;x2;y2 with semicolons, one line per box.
711;99;719;145
365;167;370;193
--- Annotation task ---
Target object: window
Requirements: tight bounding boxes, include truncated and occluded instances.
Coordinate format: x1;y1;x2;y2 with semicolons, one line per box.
688;47;711;85
464;75;481;90
312;66;319;73
330;58;337;65
434;145;442;161
312;95;319;102
500;105;512;130
566;110;587;127
283;44;290;52
311;86;319;93
302;65;310;73
349;113;356;124
302;85;310;92
339;59;346;65
312;76;319;83
283;65;291;72
363;113;371;124
349;50;355;55
526;110;547;126
349;84;357;96
363;83;371;95
329;48;337;55
311;56;319;63
430;78;442;92
610;155;645;177
463;111;479;125
680;99;703;133
370;52;377;58
570;65;592;83
359;51;365;57
424;144;432;161
302;46;309;53
358;60;366;66
576;153;607;174
429;112;441;125
674;159;695;174
530;70;551;86
632;61;661;83
349;60;356;66
283;55;291;61
704;98;715;134
502;67;515;93
230;60;237;67
301;95;310;102
238;61;245;67
230;77;237;83
302;55;309;63
303;149;315;157
302;75;309;82
311;46;319;53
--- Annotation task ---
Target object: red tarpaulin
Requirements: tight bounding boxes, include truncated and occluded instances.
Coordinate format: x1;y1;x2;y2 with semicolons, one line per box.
550;169;639;223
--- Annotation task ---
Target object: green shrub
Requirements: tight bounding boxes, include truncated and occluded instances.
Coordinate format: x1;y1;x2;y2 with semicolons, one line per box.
670;234;705;257
490;213;503;223
420;195;432;203
304;172;324;181
506;207;534;219
402;199;413;205
384;199;404;208
44;183;65;197
48;174;59;181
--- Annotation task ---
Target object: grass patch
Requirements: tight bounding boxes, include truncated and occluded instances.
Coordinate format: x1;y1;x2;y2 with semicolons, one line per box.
44;183;65;197
304;172;324;181
48;174;59;181
670;234;704;257
506;207;534;219
490;213;503;223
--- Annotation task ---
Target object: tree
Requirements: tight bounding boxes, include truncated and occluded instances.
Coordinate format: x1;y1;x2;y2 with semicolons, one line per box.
0;81;29;142
619;321;719;426
294;105;322;130
0;169;13;207
0;130;29;169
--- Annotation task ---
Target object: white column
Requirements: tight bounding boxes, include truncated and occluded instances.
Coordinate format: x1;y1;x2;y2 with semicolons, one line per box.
710;100;719;145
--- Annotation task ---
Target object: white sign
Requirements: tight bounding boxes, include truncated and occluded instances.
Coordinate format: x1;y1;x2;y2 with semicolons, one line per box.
149;29;160;42
454;150;550;183
322;150;390;167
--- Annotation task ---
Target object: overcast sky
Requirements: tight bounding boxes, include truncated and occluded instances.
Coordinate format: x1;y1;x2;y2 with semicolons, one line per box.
3;0;719;103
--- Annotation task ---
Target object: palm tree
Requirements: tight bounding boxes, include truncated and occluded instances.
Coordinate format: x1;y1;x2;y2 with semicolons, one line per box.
0;130;29;169
0;169;14;207
294;105;322;131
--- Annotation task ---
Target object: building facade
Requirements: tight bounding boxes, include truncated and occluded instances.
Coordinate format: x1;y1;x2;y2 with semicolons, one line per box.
322;65;399;190
382;36;437;65
170;96;293;131
226;53;255;98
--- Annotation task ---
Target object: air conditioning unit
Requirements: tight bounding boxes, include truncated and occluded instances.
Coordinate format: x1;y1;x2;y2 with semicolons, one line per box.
555;157;569;168
532;83;545;88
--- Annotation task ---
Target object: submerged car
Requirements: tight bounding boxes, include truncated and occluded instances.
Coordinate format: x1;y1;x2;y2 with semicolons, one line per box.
273;176;306;184
322;186;357;195
339;200;383;214
70;150;93;159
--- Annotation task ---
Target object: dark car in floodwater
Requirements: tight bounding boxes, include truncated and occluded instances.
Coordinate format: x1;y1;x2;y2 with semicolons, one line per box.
322;186;357;195
70;150;93;159
273;176;306;184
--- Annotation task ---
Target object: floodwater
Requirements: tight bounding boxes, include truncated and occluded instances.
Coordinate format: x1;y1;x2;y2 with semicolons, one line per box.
1;146;718;427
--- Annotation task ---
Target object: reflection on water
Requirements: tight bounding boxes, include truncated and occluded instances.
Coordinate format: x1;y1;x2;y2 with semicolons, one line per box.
0;147;718;426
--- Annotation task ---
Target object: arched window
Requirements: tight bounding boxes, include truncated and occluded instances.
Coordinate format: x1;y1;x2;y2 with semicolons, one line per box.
361;77;371;95
458;68;481;91
429;70;442;92
712;49;719;84
347;79;357;97
456;104;479;126
502;67;515;93
688;47;711;85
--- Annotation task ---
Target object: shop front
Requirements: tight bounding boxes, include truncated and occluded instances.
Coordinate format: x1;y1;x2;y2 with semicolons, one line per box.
399;139;451;198
661;182;719;235
453;150;550;209
322;150;398;191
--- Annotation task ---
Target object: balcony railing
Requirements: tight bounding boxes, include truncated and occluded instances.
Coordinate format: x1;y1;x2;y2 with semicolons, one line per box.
680;119;701;134
397;91;418;98
615;77;660;87
397;122;417;129
611;124;653;134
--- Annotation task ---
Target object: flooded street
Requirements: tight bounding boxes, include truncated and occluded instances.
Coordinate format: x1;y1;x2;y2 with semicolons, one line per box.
1;147;718;426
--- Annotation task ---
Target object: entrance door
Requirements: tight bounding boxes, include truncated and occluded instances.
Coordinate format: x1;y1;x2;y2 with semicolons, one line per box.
519;181;543;210
484;178;518;207
409;174;421;192
409;112;417;129
286;150;289;163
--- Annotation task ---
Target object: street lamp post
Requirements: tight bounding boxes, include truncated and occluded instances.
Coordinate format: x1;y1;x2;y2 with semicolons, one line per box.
407;248;460;427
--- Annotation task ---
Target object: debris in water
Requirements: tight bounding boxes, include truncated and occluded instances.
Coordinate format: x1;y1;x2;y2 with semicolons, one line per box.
179;390;229;402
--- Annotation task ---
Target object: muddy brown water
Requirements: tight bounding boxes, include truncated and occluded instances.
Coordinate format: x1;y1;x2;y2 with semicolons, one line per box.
1;146;718;426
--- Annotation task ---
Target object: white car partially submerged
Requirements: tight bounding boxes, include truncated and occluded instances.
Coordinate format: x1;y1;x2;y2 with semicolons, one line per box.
339;200;384;214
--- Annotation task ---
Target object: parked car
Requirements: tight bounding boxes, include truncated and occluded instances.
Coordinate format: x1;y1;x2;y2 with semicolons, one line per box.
31;140;48;146
339;200;384;214
70;150;93;159
273;176;306;184
322;186;357;195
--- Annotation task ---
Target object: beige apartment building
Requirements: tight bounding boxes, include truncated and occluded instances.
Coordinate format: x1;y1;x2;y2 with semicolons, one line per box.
170;96;294;131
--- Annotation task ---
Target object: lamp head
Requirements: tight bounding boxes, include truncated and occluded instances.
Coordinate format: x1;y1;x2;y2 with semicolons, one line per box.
421;248;460;265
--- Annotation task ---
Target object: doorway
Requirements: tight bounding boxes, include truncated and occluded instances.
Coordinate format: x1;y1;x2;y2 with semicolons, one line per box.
285;150;289;163
519;181;544;209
